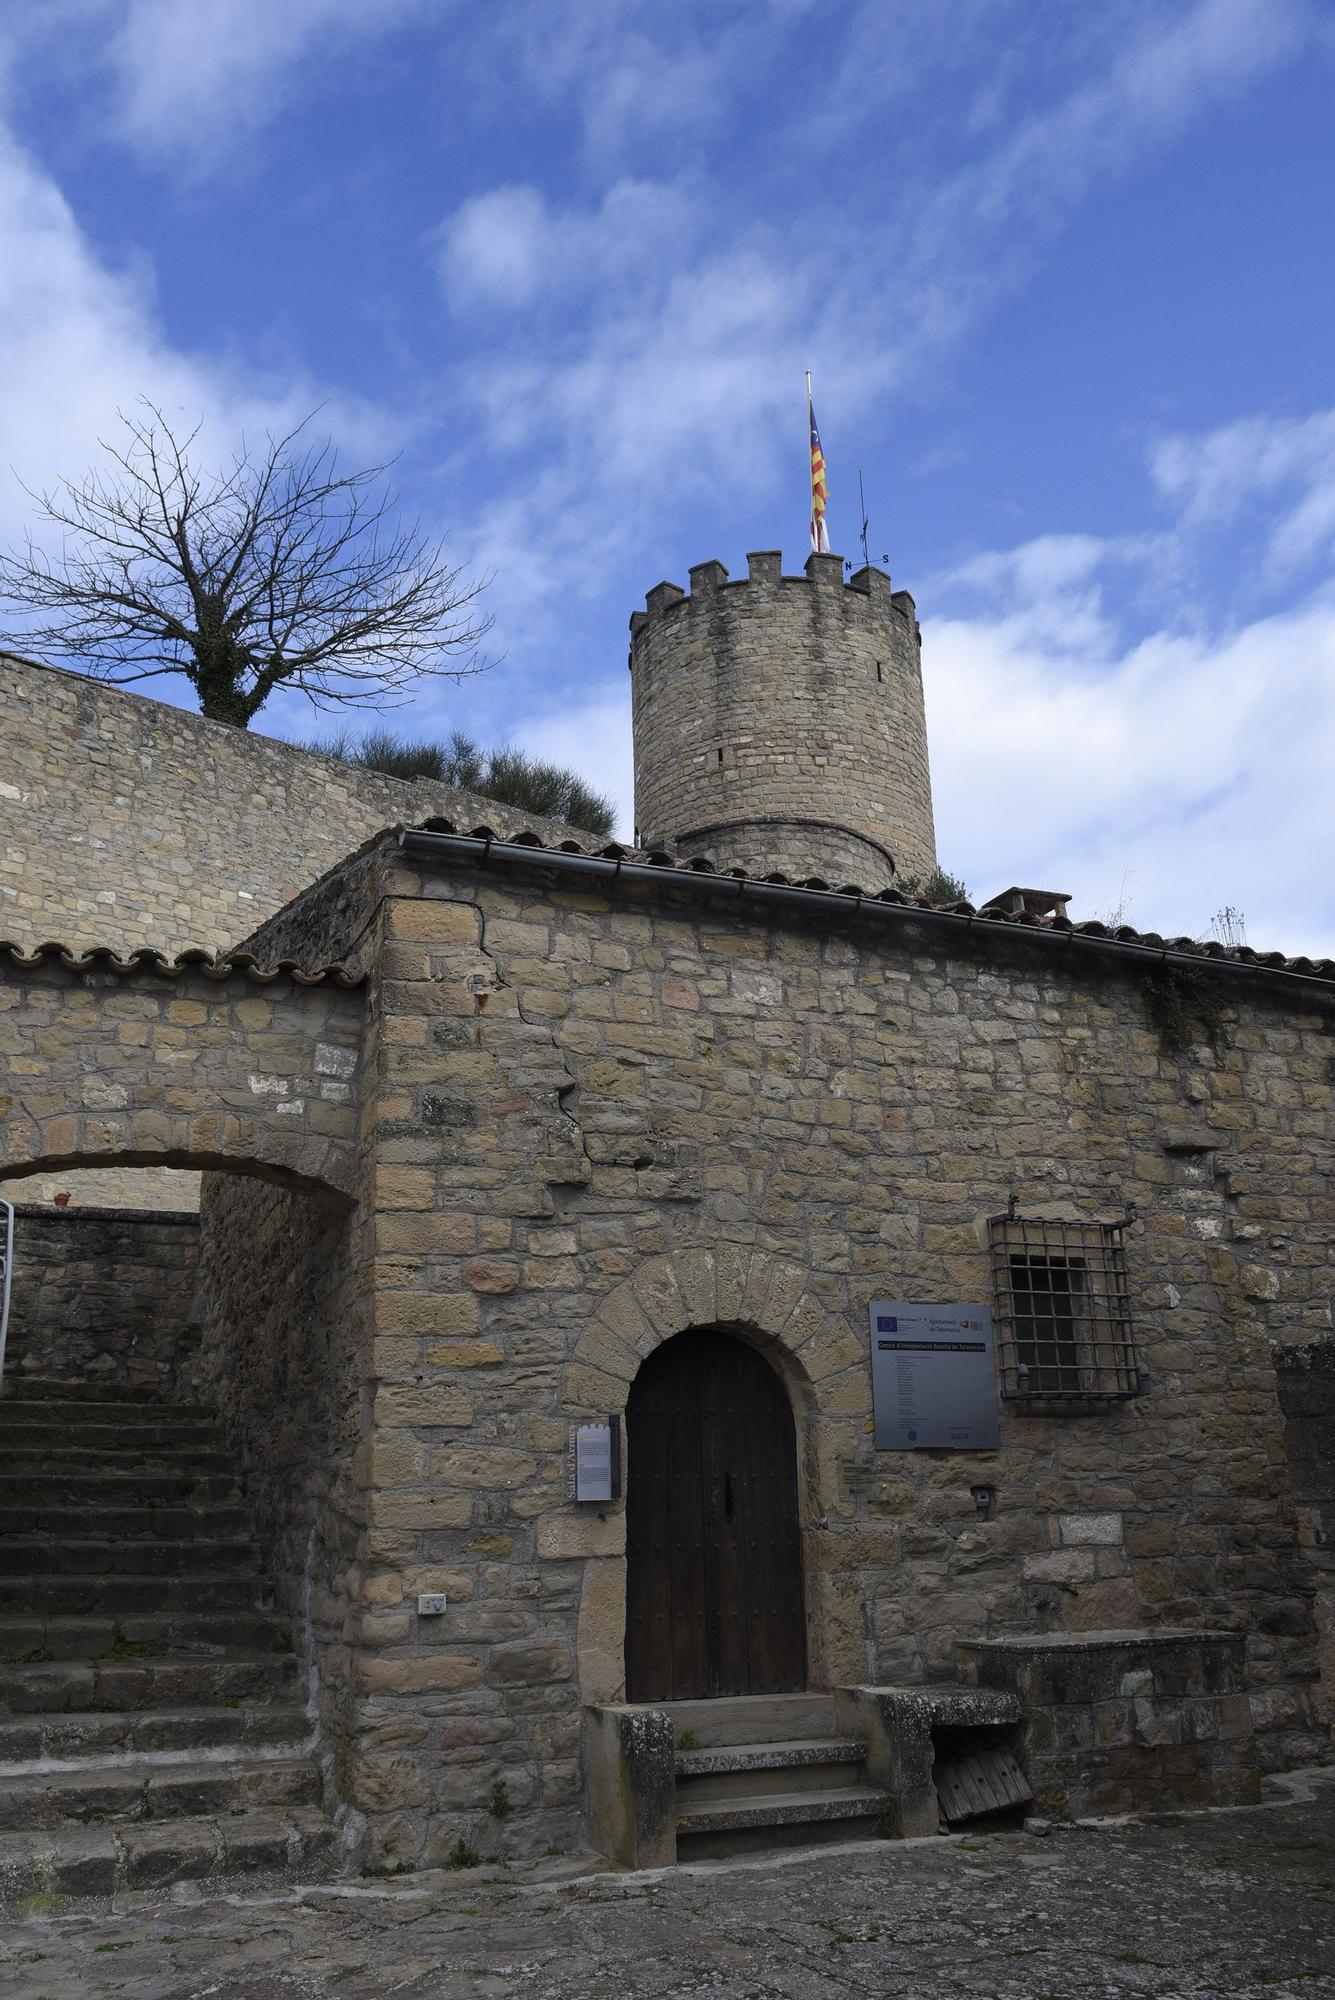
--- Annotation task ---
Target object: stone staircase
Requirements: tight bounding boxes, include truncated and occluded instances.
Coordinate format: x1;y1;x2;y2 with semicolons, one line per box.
0;1376;337;1906
666;1694;894;1860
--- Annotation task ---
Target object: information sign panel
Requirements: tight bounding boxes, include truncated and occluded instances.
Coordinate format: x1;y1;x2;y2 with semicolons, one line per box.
868;1300;999;1450
573;1422;615;1501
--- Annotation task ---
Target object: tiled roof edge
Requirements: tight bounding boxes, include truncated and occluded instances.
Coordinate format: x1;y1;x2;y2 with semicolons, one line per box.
401;820;1335;990
0;941;364;989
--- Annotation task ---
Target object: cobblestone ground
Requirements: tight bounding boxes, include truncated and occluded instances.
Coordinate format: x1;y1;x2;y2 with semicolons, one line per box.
3;1773;1333;2000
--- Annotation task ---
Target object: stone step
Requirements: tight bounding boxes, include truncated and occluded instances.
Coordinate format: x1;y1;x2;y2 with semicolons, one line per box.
0;1380;210;1413
0;1410;217;1441
661;1693;840;1749
0;1572;274;1617
0;1470;239;1507
1;1443;234;1473
675;1784;894;1859
0;1608;293;1662
0;1501;249;1540
0;1753;321;1830
0;1651;300;1714
0;1804;339;1908
0;1704;311;1763
675;1738;866;1803
1;1536;258;1577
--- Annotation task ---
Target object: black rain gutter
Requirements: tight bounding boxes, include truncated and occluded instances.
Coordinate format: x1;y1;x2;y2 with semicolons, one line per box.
399;829;1335;1001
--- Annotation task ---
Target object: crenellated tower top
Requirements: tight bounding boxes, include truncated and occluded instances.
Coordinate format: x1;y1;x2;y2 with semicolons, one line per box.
628;549;936;891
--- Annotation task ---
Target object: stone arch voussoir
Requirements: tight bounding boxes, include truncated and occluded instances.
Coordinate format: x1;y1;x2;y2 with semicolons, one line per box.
1;1117;356;1207
570;1245;864;1419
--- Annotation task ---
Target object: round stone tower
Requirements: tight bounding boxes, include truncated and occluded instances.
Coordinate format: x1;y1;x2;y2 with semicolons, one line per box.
629;549;937;891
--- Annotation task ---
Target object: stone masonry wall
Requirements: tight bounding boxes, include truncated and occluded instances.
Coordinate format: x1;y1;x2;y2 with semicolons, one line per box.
341;851;1332;1865
1;1203;199;1389
0;653;595;958
630;553;937;888
0;1166;200;1210
0;955;364;1201
1274;1339;1335;1735
191;1175;370;1830
961;1631;1259;1818
186;848;386;1848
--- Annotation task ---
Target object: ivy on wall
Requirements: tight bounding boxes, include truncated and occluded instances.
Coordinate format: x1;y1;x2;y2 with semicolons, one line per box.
1142;967;1231;1057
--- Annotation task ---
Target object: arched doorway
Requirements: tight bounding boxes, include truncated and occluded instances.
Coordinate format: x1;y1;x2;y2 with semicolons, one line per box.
625;1329;806;1701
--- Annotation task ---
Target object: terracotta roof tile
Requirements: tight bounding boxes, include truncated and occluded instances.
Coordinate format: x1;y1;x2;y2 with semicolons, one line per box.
0;941;363;988
403;818;1335;989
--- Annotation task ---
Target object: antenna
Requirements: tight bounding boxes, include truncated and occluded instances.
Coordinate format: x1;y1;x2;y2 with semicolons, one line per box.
858;469;871;571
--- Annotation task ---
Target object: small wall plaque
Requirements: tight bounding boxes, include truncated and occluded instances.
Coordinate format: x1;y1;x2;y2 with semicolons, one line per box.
573;1419;620;1502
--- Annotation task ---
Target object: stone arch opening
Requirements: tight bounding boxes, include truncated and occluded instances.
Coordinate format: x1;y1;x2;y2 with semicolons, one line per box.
623;1326;807;1702
0;955;363;1213
0;1144;351;1210
0;1150;352;1395
570;1250;871;1707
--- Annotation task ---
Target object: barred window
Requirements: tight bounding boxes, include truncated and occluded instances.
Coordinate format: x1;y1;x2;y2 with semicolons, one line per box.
989;1205;1141;1401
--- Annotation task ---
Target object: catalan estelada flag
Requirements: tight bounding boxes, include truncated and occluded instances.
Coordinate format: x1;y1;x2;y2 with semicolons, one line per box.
808;392;830;554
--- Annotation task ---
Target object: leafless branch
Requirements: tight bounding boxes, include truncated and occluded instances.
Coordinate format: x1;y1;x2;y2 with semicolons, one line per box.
0;401;493;726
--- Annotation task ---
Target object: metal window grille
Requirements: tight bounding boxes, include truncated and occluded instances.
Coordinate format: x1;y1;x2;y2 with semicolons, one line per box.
989;1201;1141;1401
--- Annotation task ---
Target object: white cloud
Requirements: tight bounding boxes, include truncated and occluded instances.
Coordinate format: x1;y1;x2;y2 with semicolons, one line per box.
1;0;1330;953
0;0;423;174
512;693;633;838
438;179;694;313
472;2;737;162
440;187;550;311
892;0;1315;354
0;124;225;537
925;535;1335;955
106;0;418;168
0;115;392;629
940;533;1169;657
442;0;1325;660
1152;410;1335;573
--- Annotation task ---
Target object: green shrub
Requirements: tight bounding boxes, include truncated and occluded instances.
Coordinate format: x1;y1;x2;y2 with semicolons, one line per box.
896;866;969;906
306;726;617;838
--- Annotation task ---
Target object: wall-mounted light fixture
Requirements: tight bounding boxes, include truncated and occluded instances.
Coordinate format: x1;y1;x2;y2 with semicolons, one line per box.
970;1484;995;1520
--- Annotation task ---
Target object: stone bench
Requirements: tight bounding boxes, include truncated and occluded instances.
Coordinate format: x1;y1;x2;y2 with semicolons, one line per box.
958;1629;1259;1818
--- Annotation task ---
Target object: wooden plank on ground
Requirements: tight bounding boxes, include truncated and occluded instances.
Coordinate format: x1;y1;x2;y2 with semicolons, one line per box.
936;1744;1033;1824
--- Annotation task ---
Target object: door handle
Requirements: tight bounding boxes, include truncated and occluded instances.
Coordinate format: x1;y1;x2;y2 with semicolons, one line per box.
724;1472;734;1522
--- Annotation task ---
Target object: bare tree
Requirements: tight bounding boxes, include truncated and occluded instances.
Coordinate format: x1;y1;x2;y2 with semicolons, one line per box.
0;403;492;726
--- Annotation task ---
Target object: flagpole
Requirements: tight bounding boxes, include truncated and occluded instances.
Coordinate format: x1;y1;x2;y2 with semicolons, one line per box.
805;372;814;554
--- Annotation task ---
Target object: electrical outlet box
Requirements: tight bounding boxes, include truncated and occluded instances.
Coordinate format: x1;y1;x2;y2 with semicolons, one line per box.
417;1592;446;1616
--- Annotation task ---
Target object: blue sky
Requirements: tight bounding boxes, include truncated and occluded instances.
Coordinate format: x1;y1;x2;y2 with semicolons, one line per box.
2;0;1334;950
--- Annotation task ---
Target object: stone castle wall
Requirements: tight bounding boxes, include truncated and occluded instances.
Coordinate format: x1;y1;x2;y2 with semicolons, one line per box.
1;1204;200;1389
630;553;937;889
191;1177;370;1829
0;653;593;959
0;953;364;1202
1274;1339;1335;1732
309;845;1331;1866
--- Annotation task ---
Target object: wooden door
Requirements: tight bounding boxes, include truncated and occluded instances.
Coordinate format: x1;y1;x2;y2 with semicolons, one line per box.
625;1329;806;1701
